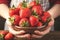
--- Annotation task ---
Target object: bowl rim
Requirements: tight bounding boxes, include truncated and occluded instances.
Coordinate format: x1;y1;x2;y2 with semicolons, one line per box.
11;25;47;29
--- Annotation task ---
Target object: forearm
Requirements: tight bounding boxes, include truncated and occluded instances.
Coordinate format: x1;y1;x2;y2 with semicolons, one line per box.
48;4;60;19
0;4;9;19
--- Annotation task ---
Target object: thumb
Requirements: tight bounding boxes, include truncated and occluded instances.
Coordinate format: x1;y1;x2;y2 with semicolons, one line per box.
48;18;54;27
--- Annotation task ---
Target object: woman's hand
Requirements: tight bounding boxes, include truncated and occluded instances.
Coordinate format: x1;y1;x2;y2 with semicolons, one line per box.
8;25;31;38
32;17;54;38
6;19;30;39
0;4;9;19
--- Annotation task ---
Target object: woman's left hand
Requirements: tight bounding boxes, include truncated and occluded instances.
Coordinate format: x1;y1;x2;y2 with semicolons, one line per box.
32;17;54;38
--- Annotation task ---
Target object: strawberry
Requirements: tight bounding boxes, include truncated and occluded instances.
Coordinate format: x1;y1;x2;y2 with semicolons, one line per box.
9;15;20;25
37;22;42;27
0;31;8;36
5;33;14;40
19;8;31;18
9;8;15;17
17;0;27;9
9;8;20;17
43;12;51;18
19;18;30;27
41;16;47;23
14;8;20;15
18;1;31;18
32;5;43;16
29;1;37;7
29;0;40;8
41;12;51;23
29;16;39;27
41;16;51;23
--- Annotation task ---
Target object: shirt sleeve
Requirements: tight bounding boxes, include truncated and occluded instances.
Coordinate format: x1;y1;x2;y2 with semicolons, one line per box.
0;0;11;6
53;0;60;4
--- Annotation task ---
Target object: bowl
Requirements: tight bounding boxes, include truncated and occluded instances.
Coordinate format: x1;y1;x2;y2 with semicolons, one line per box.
8;24;47;35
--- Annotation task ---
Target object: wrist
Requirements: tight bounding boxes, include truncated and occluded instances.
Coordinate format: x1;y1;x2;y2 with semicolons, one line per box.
47;4;60;19
47;11;54;18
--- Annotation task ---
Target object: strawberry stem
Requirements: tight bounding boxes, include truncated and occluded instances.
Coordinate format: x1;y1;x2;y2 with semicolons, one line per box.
32;11;38;16
21;21;29;27
32;11;39;18
9;17;14;24
22;0;27;8
35;0;39;4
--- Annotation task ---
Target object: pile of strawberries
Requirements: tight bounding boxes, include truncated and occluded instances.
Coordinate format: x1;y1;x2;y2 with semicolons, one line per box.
0;31;14;40
9;0;51;27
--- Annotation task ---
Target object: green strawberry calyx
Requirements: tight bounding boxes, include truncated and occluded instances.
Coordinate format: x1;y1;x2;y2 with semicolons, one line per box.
9;17;15;25
32;11;39;18
32;11;38;16
22;0;27;8
20;21;29;27
44;17;51;25
35;0;40;4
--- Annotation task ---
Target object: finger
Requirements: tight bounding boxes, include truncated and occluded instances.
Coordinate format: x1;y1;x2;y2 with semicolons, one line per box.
15;34;30;38
34;19;53;36
48;18;54;27
34;27;51;36
9;26;25;35
44;18;54;30
32;34;43;38
34;17;54;36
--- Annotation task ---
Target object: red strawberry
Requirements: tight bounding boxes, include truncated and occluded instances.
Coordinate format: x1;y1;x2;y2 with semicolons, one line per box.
30;16;39;27
9;15;20;25
32;5;43;16
17;0;27;9
0;31;8;36
9;8;20;17
29;1;37;7
5;33;14;40
41;12;51;23
29;0;41;8
9;8;15;17
19;18;30;27
37;22;42;27
19;8;31;18
14;8;20;15
41;16;47;22
43;12;51;18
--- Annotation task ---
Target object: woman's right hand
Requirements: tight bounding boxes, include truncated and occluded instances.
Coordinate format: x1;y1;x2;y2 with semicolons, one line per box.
8;25;31;38
6;19;30;39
